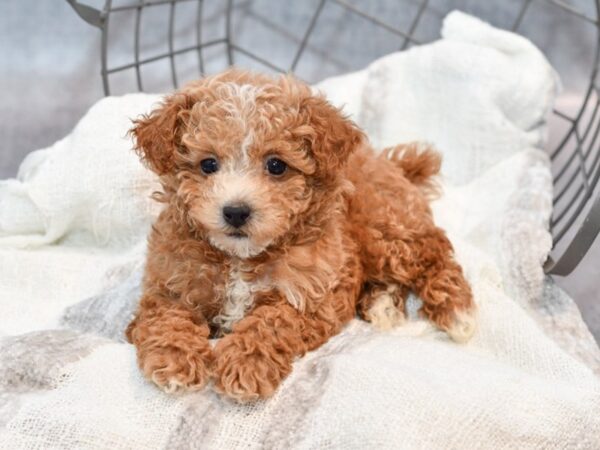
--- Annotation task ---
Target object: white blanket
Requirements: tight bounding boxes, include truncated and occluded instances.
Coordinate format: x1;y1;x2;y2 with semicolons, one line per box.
1;11;599;449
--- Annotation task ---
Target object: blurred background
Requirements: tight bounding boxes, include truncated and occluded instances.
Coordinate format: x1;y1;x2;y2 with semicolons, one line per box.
1;0;598;340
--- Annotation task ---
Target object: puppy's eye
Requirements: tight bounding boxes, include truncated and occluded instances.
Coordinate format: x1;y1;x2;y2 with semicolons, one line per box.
200;158;219;174
266;158;287;176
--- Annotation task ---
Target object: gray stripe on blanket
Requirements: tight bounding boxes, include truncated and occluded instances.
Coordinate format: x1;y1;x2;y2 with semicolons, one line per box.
61;270;141;342
0;329;105;392
498;149;600;373
539;277;600;374
165;392;227;449
261;322;378;448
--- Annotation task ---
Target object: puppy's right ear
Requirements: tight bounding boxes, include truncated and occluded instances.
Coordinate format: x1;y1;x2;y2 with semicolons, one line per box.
130;93;195;175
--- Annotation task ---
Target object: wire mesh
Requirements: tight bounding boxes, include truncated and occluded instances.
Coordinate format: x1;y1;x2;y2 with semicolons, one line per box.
67;0;600;276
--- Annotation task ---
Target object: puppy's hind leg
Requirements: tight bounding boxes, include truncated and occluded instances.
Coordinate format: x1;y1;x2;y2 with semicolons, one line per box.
358;283;408;331
385;227;477;342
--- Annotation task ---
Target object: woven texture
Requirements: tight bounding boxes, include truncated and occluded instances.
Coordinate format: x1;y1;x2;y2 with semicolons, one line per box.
0;11;599;449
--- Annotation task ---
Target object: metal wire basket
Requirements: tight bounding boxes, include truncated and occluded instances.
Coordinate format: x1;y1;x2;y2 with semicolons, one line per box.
68;0;600;276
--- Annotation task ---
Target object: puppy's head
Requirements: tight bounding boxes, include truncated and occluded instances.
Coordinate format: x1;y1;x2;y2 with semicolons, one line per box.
131;69;363;258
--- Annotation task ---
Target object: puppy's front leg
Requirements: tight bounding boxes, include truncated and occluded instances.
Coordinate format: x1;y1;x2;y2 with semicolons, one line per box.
213;295;352;402
126;294;213;393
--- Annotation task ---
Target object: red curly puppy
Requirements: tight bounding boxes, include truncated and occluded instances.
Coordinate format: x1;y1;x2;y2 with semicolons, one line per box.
126;69;475;401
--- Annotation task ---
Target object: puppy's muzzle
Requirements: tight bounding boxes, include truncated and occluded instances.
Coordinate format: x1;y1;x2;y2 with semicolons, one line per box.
223;204;251;228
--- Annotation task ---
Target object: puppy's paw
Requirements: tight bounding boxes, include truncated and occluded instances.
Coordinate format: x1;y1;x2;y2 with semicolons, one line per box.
213;333;291;402
445;306;477;343
140;345;212;394
365;292;405;331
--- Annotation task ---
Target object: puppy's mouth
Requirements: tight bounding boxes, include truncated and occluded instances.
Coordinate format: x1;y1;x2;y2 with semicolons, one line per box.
226;231;248;239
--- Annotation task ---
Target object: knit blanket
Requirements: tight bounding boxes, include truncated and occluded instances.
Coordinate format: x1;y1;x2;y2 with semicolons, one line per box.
1;11;599;449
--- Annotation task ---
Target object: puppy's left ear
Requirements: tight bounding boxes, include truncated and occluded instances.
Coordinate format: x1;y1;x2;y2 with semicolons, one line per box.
300;95;364;177
130;92;195;175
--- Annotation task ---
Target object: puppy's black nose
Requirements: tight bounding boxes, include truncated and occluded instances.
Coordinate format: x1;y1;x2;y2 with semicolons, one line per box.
223;204;251;228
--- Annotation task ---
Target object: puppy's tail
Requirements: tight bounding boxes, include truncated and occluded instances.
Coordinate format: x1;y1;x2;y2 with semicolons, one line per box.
383;142;442;199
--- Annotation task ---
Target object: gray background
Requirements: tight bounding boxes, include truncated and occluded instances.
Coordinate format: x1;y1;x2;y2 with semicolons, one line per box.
1;0;599;340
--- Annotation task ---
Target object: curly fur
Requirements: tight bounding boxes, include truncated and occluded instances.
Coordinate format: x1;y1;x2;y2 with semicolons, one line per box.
126;69;476;401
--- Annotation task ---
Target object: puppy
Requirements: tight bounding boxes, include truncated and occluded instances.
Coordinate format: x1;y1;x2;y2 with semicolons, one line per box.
126;69;475;401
